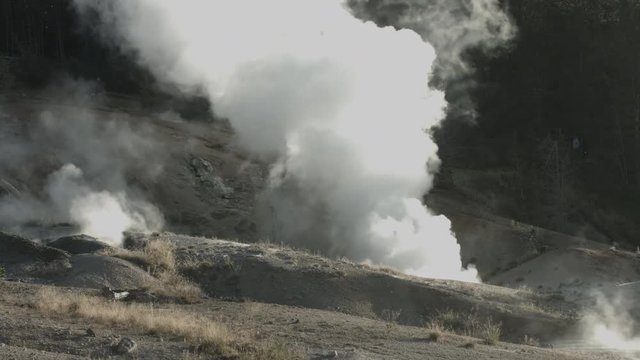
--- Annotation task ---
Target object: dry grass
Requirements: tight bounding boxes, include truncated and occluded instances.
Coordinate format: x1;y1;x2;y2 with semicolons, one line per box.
425;319;446;332
427;330;441;342
380;308;401;323
33;288;304;359
153;272;203;303
99;239;203;303
479;319;502;345
100;238;176;274
523;334;541;347
143;238;177;273
426;309;502;345
249;341;305;360
34;287;233;356
360;262;404;277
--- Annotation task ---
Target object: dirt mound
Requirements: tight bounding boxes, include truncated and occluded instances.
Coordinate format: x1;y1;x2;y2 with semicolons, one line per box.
0;232;69;265
47;235;111;255
0;233;156;289
427;191;610;279
487;248;640;301
149;233;579;343
0;232;71;279
42;254;160;290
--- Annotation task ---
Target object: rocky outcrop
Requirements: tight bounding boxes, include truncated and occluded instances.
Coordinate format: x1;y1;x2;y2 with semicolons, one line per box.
47;235;111;255
0;232;69;265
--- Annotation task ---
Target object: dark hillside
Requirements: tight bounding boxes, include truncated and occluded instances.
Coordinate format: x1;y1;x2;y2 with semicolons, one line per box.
2;0;640;246
439;0;640;246
352;0;640;247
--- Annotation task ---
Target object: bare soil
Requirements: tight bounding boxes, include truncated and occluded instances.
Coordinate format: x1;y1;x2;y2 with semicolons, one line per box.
0;280;615;360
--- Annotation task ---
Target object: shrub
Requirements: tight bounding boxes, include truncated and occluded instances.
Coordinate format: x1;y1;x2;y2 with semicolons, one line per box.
101;238;176;275
426;309;502;345
479;319;501;345
523;334;540;347
142;238;177;274
380;308;401;323
99;239;203;303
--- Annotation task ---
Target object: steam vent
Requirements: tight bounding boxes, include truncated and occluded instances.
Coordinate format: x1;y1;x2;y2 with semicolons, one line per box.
1;0;640;358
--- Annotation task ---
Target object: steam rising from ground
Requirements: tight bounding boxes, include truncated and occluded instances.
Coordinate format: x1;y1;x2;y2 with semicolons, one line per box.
0;83;163;245
46;164;162;246
580;290;640;357
72;0;516;281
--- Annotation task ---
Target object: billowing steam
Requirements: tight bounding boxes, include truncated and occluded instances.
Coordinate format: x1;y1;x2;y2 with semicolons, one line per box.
74;0;511;281
0;82;164;245
47;164;162;246
384;0;515;83
348;0;516;119
580;290;640;355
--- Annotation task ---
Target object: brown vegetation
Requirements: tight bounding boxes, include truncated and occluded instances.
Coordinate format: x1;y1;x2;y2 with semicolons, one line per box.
34;287;232;356
99;239;203;303
33;288;303;359
426;309;502;345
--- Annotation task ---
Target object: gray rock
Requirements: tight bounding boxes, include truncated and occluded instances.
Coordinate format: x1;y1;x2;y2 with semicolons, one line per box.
188;157;233;197
47;235;111;255
114;337;137;354
0;232;70;265
122;232;150;251
43;254;161;290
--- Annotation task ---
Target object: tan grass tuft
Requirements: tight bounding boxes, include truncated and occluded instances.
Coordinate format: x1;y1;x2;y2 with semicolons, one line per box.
153;272;203;303
34;287;232;355
142;238;177;274
33;288;303;359
99;239;203;302
426;309;502;345
100;238;176;274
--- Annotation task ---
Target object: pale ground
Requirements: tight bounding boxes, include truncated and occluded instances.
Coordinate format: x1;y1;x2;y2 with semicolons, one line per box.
0;279;621;360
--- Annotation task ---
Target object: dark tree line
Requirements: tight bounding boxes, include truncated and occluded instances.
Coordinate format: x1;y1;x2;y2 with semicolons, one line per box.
0;0;154;92
0;0;210;117
1;0;69;59
436;0;640;245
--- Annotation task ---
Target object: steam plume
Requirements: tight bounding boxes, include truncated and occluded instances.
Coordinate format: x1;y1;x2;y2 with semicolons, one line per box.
73;0;515;281
47;164;163;246
0;81;164;245
580;290;640;355
348;0;516;120
350;0;515;82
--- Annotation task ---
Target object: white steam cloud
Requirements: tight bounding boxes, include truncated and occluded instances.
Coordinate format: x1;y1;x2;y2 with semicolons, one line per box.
47;164;163;246
348;0;516;119
580;290;640;356
399;0;515;83
348;0;516;81
72;0;515;281
0;85;164;246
